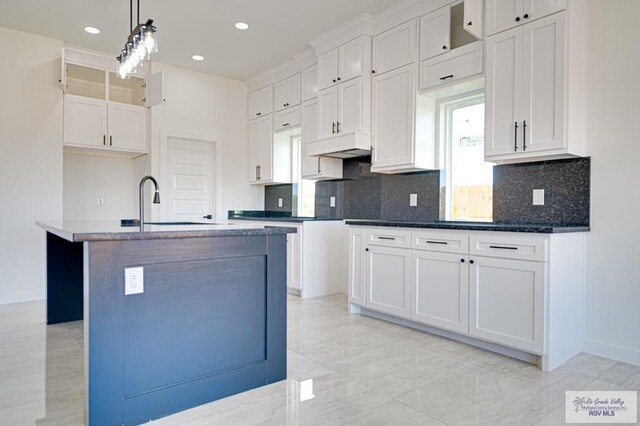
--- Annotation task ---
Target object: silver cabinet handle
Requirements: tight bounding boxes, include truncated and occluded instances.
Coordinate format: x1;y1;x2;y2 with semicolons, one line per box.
332;122;336;134
317;157;321;174
336;121;341;133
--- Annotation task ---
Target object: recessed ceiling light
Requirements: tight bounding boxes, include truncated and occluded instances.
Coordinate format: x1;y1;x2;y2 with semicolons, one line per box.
235;22;249;30
84;26;100;35
192;55;205;61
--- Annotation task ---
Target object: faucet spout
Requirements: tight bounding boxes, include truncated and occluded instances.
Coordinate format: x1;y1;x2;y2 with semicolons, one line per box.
139;176;160;229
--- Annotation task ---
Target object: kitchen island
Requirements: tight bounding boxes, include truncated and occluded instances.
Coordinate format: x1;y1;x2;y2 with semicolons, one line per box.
36;221;296;426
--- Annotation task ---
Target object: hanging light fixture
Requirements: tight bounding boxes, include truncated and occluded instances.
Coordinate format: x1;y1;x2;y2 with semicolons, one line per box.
116;0;158;79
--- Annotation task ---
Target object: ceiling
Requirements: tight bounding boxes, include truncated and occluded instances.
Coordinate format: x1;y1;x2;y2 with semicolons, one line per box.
0;0;403;81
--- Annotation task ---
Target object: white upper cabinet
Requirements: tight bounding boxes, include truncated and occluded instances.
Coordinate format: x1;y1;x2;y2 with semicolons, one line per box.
463;0;484;39
317;36;368;91
301;65;318;102
317;86;339;140
247;114;292;185
485;0;566;36
107;103;146;151
485;11;582;163
372;19;418;76
301;100;342;180
420;6;451;60
248;85;273;120
337;77;363;135
371;64;436;173
63;95;108;148
274;73;301;112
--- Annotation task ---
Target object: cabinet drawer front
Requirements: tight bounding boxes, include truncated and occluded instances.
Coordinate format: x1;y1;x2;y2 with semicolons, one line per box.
274;106;301;132
469;233;548;261
412;230;469;254
366;229;412;248
419;42;483;91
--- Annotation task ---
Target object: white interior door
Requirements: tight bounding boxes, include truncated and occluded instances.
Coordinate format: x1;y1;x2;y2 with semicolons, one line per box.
164;136;216;222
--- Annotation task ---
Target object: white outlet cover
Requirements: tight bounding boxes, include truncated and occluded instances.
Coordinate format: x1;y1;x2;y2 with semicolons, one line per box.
409;193;418;207
278;198;283;207
330;196;336;207
125;267;144;295
533;189;545;206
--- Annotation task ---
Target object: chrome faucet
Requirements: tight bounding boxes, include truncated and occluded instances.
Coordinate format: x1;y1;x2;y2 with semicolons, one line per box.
139;176;160;229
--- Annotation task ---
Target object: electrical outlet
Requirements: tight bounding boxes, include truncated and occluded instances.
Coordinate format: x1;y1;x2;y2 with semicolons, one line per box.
409;193;418;207
330;196;336;207
124;267;144;295
278;198;283;208
533;189;545;206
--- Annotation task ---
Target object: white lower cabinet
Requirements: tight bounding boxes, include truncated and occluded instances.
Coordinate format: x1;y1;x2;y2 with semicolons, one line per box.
348;226;585;370
411;251;469;334
365;245;411;318
469;256;546;354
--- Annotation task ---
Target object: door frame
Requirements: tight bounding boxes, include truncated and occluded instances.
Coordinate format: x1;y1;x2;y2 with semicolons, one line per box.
159;128;223;222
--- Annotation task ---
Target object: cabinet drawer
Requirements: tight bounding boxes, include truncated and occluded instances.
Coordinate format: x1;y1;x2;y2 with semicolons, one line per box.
412;230;469;254
469;234;548;262
274;106;301;132
419;41;482;91
366;228;412;248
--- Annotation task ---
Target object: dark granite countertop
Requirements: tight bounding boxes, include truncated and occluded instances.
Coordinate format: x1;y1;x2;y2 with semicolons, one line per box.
344;220;590;234
228;211;343;223
37;221;297;242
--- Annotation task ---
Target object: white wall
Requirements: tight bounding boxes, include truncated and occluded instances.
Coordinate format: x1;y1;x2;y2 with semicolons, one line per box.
0;27;63;304
149;62;263;221
63;153;138;221
583;0;640;365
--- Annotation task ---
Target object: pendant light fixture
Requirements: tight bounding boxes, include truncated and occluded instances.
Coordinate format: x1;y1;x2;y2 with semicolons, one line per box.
116;0;158;79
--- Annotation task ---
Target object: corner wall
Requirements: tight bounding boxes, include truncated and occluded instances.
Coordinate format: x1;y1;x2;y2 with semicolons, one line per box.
0;27;63;303
583;0;640;365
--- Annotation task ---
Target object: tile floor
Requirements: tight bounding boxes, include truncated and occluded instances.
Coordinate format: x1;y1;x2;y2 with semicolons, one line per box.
0;295;638;425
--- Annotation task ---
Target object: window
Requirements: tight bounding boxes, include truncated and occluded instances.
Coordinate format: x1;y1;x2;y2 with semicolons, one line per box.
290;135;315;217
441;93;493;221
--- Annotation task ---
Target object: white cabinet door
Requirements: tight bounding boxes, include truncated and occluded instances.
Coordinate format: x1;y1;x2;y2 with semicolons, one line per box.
469;256;546;354
337;77;362;134
418;42;483;91
248;118;262;182
373;19;417;75
339;37;364;83
287;230;302;291
286;73;301;108
348;228;366;306
274;79;288;112
485;27;523;158
258;115;274;182
317;86;338;139
317;49;339;91
274;106;301;132
365;245;411;318
485;0;523;36
520;12;566;153
420;6;451;61
463;0;484;39
63;95;107;148
524;0;566;23
107;103;146;151
301;65;318;102
372;65;415;169
301;100;320;177
249;85;273;119
411;251;469;334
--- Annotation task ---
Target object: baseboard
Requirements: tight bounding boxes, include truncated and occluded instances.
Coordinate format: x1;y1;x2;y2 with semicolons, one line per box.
0;290;45;305
583;338;640;366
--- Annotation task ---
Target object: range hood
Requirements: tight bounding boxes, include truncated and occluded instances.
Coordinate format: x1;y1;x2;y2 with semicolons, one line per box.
306;131;371;159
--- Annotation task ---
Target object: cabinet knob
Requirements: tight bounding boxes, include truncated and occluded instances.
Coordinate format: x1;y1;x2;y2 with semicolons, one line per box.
469;259;475;264
365;248;369;252
333;79;336;83
461;258;465;263
337;77;341;81
523;13;529;18
372;70;376;74
442;45;447;50
467;21;472;26
515;16;521;21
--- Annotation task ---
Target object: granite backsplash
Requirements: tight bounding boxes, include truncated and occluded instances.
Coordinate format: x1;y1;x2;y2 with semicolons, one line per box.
268;157;590;226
